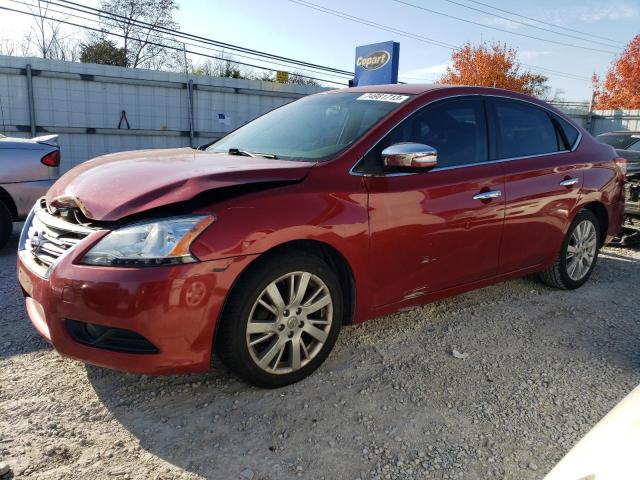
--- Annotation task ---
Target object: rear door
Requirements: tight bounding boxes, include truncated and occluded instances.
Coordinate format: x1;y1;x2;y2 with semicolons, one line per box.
359;96;505;307
490;98;584;273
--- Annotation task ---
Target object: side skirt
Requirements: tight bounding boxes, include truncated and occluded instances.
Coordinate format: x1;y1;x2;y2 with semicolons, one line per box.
360;263;547;323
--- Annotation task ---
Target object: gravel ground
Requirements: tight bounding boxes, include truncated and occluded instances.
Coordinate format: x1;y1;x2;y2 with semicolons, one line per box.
1;223;639;480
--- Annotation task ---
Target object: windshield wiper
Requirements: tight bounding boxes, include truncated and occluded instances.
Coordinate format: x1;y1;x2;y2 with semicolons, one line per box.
228;148;278;159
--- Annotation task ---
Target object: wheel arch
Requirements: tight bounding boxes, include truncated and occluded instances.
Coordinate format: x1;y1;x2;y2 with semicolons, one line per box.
580;201;609;247
0;186;18;220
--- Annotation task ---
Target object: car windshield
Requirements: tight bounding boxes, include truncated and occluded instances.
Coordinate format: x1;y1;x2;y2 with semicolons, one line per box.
598;134;640;149
207;92;411;161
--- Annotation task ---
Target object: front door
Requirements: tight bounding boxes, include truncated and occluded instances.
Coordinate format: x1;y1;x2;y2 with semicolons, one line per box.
358;97;505;307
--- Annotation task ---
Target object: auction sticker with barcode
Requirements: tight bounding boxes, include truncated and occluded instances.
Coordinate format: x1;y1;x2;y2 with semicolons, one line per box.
357;93;410;103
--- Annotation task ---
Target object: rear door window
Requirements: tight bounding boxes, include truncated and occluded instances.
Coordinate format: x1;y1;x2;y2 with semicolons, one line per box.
494;99;560;159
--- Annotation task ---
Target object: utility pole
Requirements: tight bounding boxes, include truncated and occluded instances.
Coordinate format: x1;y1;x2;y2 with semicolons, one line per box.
586;90;596;134
183;43;195;148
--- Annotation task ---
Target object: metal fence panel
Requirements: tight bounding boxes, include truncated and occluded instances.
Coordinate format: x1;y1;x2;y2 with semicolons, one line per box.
590;110;640;135
552;103;640;136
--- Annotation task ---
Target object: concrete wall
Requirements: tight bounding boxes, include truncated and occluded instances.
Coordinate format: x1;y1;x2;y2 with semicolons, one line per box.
0;56;326;172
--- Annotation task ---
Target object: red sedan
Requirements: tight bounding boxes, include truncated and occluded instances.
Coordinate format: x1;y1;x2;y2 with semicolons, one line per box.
17;84;625;387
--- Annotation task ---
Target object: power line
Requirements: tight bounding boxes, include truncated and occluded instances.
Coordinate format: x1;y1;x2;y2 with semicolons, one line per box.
517;64;589;82
7;0;352;81
288;0;592;82
464;0;627;46
1;3;350;84
391;0;617;55
53;0;354;76
0;4;349;85
288;0;457;50
4;0;596;84
439;0;623;49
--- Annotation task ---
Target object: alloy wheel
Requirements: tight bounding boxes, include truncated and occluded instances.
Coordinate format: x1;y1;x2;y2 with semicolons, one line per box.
246;271;333;375
566;220;597;281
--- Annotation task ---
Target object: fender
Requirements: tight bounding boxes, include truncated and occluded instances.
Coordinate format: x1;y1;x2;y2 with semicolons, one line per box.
190;164;374;323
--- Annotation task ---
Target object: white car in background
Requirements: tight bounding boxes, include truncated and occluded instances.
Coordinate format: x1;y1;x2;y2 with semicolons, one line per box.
0;134;60;249
545;384;640;480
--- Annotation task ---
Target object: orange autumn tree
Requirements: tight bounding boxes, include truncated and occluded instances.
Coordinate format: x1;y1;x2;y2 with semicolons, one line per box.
438;42;548;97
592;34;640;109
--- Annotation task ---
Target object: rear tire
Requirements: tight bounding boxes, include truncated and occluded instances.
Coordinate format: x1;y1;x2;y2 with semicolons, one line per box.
0;202;12;250
538;209;600;290
215;251;343;388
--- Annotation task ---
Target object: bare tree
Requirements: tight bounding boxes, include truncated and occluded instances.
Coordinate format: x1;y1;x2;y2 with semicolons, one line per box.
190;55;248;79
22;0;80;60
27;0;61;58
98;0;181;70
287;71;320;86
0;38;16;56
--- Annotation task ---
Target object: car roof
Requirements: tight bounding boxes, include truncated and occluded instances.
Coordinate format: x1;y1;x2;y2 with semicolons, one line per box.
325;83;530;97
598;131;640;136
335;83;450;95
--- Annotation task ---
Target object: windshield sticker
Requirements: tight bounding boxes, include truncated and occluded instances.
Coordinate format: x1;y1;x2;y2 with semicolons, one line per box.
357;93;409;103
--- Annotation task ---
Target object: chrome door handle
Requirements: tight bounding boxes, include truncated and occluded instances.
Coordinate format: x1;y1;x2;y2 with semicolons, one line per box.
559;178;579;187
473;190;502;201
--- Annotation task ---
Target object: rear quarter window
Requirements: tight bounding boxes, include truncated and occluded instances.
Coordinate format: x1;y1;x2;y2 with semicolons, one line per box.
554;116;580;150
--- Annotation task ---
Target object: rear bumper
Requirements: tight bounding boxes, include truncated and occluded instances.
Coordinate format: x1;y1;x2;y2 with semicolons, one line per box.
17;243;256;375
606;186;626;242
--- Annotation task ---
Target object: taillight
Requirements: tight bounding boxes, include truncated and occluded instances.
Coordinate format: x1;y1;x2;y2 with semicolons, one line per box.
614;157;627;177
41;149;60;167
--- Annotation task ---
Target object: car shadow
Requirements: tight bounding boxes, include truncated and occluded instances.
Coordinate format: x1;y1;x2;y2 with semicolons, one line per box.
85;356;364;479
0;221;22;255
85;250;640;479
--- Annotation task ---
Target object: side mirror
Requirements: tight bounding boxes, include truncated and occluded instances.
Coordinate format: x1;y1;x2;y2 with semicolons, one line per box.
382;143;438;170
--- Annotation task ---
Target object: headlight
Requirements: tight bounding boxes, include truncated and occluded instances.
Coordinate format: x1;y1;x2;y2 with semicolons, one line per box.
81;215;215;267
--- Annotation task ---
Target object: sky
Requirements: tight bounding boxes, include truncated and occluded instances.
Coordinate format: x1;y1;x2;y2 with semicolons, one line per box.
1;0;639;100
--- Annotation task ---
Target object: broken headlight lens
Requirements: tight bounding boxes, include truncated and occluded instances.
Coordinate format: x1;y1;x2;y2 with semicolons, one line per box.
81;215;215;267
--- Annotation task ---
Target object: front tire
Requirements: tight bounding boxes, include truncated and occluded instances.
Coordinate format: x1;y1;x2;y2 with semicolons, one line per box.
0;202;12;250
215;251;343;388
539;209;600;290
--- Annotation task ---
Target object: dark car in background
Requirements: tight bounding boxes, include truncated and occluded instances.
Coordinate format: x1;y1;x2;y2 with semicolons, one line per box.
598;131;640;245
598;131;640;173
0;135;60;249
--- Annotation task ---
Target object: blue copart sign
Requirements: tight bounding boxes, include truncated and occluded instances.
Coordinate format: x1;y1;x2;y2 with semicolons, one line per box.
353;41;400;86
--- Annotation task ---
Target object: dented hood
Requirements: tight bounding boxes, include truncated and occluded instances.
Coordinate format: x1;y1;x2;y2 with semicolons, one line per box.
46;148;314;221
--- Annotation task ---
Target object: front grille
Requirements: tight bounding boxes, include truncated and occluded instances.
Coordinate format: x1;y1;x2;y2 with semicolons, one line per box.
21;199;96;277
